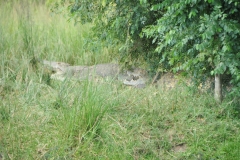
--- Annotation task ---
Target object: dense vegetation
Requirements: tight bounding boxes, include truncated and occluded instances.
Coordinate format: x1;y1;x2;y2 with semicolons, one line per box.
0;0;240;159
53;0;240;102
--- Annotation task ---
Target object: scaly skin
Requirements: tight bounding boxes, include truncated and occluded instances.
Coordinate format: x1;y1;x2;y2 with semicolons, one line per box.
39;60;147;88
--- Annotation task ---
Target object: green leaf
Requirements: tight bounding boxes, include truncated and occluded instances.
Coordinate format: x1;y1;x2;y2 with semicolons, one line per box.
152;37;158;44
189;8;198;19
101;0;106;7
140;0;147;5
207;0;213;3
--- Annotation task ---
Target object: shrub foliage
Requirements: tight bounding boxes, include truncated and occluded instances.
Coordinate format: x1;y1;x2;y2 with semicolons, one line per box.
52;0;240;96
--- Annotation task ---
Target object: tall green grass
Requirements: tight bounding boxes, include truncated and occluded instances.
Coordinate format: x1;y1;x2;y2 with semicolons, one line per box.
0;1;240;159
0;0;116;66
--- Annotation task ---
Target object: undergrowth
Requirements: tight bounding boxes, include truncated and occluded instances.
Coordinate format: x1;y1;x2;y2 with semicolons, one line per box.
0;1;239;159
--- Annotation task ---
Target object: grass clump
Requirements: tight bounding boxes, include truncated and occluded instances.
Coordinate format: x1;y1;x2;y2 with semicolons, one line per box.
0;1;240;159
